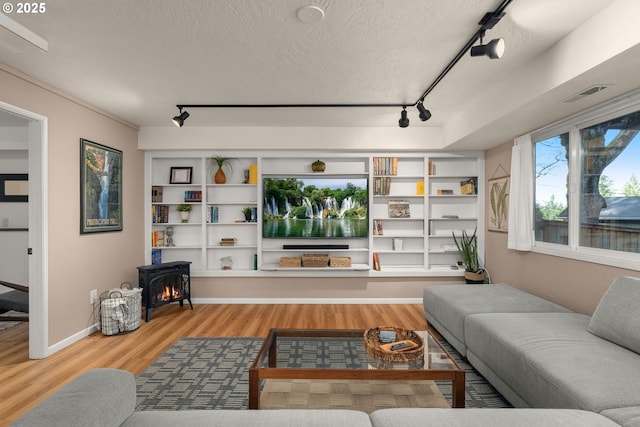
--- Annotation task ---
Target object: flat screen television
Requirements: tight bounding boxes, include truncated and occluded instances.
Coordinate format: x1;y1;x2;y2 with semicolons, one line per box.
263;177;368;238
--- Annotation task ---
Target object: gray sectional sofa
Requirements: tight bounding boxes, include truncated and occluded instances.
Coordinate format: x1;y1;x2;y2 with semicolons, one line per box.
13;276;640;426
12;368;620;427
423;275;640;427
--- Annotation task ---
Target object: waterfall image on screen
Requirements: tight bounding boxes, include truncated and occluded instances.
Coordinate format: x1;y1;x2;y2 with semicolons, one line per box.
263;177;368;238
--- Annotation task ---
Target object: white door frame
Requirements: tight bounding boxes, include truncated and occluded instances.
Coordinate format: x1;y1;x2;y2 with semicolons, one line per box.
0;101;48;358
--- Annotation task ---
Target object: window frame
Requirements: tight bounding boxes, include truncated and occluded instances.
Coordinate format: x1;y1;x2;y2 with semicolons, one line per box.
530;91;640;271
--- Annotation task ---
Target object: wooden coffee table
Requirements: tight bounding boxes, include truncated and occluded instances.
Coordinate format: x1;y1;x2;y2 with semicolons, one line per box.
248;328;465;409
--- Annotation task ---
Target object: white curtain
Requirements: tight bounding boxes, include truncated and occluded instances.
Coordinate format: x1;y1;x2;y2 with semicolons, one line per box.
507;134;534;250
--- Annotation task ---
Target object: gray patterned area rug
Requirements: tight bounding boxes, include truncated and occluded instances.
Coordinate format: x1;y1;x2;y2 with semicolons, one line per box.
0;310;27;332
135;336;511;411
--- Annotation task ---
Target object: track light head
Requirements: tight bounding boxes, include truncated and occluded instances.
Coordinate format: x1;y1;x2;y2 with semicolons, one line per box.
416;101;431;121
471;37;505;59
172;109;190;127
399;106;409;128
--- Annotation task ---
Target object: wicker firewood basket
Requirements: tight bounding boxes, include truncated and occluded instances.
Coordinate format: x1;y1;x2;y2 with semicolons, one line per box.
363;326;425;362
279;257;302;268
302;253;329;267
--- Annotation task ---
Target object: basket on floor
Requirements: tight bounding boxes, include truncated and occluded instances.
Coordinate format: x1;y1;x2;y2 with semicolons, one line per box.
363;326;424;362
99;283;142;335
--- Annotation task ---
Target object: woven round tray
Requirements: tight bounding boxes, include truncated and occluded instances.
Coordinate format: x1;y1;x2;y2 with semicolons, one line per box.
363;326;425;362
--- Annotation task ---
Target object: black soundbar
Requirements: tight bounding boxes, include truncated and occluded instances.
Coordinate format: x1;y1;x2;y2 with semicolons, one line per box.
283;244;349;250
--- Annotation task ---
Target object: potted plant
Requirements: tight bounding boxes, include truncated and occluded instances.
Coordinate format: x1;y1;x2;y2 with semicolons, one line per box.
210;156;234;184
452;227;486;284
176;204;192;223
242;207;252;222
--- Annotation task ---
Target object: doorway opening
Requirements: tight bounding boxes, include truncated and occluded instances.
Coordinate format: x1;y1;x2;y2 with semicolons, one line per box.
0;102;47;359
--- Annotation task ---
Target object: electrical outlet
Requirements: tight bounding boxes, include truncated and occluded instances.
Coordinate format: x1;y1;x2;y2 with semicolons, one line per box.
89;289;98;305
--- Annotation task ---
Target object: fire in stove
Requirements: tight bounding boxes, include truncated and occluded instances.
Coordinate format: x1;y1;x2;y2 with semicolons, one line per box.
160;285;183;301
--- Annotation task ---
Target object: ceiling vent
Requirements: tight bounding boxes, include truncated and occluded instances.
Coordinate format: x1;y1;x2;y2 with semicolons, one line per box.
564;85;612;103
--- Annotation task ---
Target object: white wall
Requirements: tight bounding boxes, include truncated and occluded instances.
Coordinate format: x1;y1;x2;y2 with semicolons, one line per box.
1;65;144;349
139;126;444;151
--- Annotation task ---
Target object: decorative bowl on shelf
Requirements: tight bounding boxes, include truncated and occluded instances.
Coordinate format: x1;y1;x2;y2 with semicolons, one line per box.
311;159;326;172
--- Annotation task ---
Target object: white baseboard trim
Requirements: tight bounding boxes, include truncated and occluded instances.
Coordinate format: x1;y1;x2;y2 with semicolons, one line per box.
48;323;99;356
191;298;423;304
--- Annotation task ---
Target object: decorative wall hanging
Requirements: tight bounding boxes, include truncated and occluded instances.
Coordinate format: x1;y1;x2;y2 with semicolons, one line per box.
80;138;123;234
488;164;509;232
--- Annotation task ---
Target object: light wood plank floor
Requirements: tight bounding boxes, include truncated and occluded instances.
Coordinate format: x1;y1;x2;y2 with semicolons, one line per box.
0;303;429;426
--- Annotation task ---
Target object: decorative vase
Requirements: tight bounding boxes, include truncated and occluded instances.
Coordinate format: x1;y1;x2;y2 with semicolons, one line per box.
180;211;190;223
311;159;325;172
214;167;226;184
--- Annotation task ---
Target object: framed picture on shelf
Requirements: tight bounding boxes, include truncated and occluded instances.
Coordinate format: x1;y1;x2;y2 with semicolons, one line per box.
388;200;410;218
170;166;193;184
80;138;123;234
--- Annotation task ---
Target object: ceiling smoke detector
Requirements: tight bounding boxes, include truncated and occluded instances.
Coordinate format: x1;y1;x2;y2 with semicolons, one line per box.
564;85;612;103
297;5;325;24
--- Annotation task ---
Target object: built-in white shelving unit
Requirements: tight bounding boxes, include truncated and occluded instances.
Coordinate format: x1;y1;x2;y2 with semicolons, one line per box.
145;151;483;277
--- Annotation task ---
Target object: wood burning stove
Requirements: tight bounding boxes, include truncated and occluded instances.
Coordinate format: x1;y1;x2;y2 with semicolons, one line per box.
137;261;193;322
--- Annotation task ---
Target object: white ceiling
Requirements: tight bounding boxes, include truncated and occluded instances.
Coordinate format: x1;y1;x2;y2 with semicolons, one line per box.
1;0;639;149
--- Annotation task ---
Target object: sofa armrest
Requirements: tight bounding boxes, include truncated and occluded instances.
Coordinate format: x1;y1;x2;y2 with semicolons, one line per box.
11;368;136;427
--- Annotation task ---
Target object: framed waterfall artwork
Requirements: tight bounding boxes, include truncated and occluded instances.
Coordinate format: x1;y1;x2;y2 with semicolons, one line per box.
488;167;510;233
80;138;123;234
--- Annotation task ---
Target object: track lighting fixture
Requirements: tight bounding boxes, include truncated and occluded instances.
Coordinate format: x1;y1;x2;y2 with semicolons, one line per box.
171;1;513;127
470;35;505;59
398;106;409;128
172;108;190;127
416;101;431;122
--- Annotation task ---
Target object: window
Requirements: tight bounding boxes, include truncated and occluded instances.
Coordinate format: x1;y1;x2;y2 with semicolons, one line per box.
535;133;569;245
532;97;640;270
579;111;640;253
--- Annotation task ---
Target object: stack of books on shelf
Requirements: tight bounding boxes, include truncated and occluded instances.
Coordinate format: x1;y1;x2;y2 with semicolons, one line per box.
219;237;237;246
151;249;162;265
428;160;435;176
373;219;384;236
372;252;381;271
184;190;202;202
152;205;169;223
373;157;398;176
151;230;165;247
373;176;391;195
209;206;219;223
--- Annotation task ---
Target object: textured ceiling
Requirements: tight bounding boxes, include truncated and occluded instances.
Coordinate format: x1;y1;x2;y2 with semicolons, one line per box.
2;0;638;148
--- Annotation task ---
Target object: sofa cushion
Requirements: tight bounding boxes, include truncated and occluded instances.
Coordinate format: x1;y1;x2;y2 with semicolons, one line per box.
423;284;570;355
601;406;640;427
11;368;136;427
122;409;372;427
464;312;640;412
369;408;620;427
588;275;640;355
